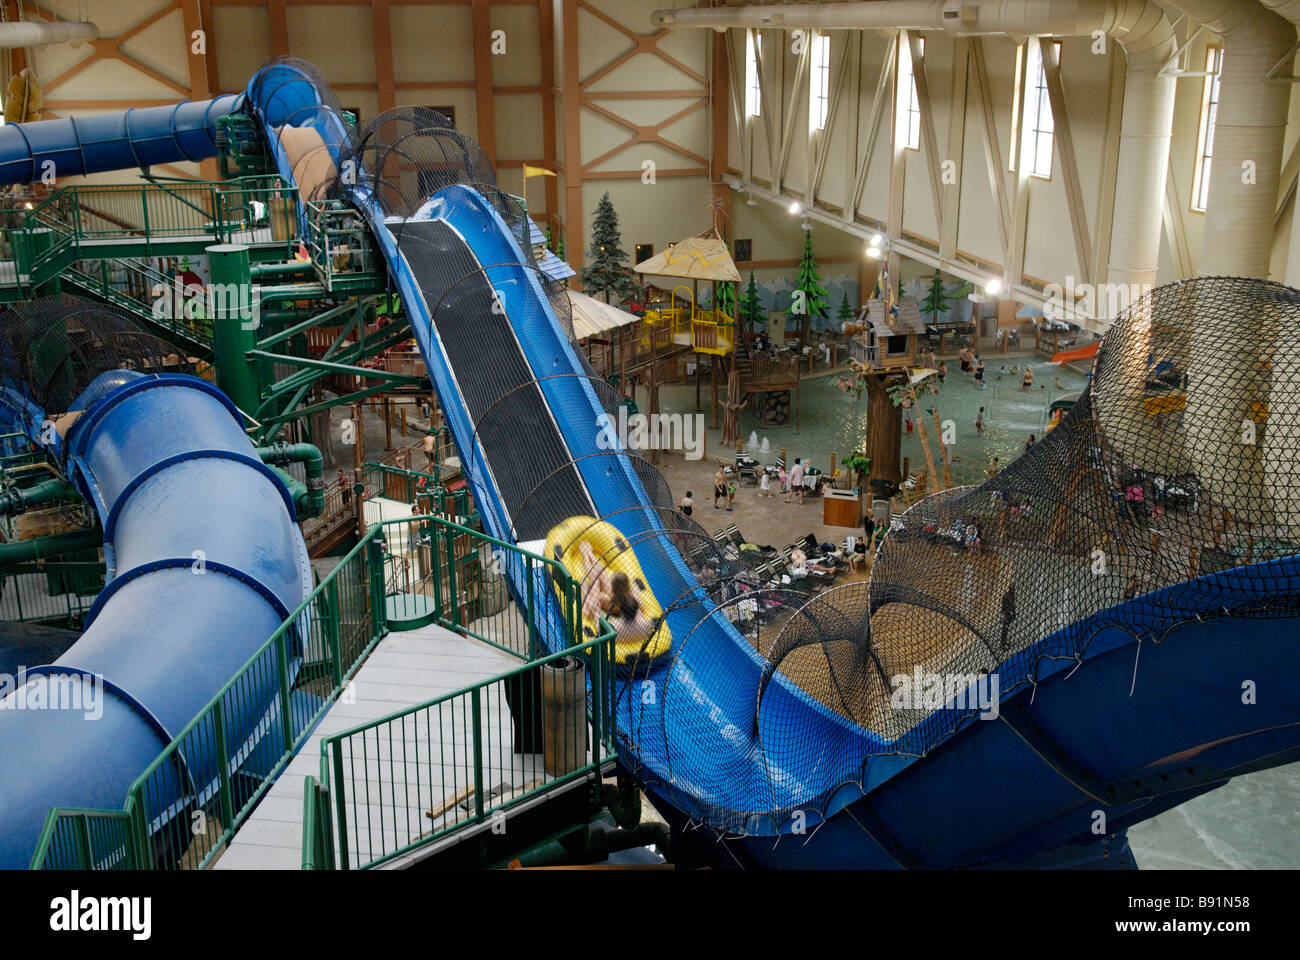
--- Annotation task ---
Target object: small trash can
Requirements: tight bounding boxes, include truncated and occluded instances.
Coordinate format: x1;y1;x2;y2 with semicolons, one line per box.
541;656;587;777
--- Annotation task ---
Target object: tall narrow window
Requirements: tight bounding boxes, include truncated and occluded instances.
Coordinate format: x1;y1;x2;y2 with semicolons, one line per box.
1011;41;1060;178
899;36;925;151
1192;46;1223;213
1008;44;1024;171
810;33;831;130
746;32;763;118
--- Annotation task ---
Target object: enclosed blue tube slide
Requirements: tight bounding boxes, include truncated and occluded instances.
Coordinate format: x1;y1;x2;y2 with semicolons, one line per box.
0;371;311;868
0;96;239;186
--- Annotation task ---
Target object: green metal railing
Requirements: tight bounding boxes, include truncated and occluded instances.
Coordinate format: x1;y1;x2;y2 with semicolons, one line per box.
29;524;389;870
28;512;582;870
379;514;578;661
0;561;101;625
1;176;301;295
316;628;616;870
305;199;383;292
64;256;216;350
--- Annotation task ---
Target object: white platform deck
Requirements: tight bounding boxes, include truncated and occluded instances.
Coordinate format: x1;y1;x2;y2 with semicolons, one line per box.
215;621;521;870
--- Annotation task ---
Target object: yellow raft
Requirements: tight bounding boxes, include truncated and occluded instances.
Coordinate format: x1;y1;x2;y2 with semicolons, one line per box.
545;515;673;663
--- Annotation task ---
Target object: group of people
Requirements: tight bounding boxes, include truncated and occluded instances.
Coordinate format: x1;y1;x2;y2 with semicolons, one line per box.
697;457;812;515
579;540;655;644
957;346;987;388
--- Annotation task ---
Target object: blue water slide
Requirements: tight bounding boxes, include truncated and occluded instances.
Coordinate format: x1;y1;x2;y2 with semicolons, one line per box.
0;371;311;868
235;59;1300;868
0;96;240;185
237;62;872;833
0;59;1289;868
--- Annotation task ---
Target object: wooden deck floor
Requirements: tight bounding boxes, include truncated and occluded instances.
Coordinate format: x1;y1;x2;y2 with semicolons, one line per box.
214;621;520;870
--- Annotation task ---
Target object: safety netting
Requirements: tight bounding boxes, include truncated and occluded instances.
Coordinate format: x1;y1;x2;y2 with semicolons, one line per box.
0;295;193;417
270;61;1300;836
331;106;495;218
620;276;1300;834
246;58;354;204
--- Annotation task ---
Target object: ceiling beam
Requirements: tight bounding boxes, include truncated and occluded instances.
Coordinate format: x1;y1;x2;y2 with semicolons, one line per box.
908;30;945;242
938;38;969;261
374;0;396;112
1039;37;1091;284
969;38;1013;268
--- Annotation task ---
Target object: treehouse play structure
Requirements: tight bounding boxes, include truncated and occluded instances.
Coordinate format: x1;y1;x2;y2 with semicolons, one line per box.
0;59;1298;871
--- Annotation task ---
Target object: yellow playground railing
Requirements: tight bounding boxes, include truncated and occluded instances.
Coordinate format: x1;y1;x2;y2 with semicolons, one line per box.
640;284;734;355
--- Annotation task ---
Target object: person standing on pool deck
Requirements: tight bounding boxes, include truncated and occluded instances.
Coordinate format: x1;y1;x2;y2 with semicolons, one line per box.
679;490;693;518
759;471;773;497
785;458;806;504
713;467;727;509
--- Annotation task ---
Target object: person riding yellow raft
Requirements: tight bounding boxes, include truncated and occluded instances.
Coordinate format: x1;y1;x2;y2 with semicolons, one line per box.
546;515;673;663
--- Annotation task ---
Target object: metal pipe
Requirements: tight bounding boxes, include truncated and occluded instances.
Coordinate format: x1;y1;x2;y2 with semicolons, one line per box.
0;527;100;566
256;441;326;517
0;477;79;517
0;20;98;49
250;261;314;279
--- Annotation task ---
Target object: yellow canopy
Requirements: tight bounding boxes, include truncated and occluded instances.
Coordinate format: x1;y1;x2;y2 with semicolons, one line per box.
634;236;741;283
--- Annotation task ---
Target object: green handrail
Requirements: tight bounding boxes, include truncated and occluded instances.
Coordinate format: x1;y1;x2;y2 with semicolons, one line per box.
28;513;581;871
318;628;616;870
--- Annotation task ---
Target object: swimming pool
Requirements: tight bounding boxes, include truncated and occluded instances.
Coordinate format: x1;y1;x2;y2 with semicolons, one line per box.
657;353;1092;486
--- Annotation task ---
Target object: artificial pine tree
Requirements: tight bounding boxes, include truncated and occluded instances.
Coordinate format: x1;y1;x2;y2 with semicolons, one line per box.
921;270;950;325
555;230;565;260
545;224;554;253
789;230;829;341
714;280;737;319
582;192;635;303
739;271;764;328
837;291;855;325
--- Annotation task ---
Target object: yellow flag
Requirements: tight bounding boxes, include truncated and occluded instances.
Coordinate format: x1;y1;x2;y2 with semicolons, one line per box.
522;165;556;179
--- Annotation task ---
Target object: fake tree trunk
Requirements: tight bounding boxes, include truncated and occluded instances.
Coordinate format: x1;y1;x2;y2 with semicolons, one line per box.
913;404;941;492
866;375;902;488
721;362;744;449
931;407;953;489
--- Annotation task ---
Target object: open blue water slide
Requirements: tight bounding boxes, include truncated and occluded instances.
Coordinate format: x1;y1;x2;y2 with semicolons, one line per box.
239;63;887;836
0;58;1294;869
0;371;311;868
238;61;1300;869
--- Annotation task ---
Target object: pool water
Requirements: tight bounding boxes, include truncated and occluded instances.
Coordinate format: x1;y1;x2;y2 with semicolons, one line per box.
658;353;1091;486
653;352;1300;869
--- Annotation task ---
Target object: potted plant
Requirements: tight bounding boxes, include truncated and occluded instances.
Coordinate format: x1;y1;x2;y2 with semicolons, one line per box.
841;452;872;490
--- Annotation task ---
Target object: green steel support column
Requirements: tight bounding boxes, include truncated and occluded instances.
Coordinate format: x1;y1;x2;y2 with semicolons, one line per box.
207;244;260;418
24;229;63;295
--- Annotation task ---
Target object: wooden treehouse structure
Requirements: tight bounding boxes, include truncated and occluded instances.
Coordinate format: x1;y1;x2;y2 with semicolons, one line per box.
845;296;927;495
633;233;802;442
